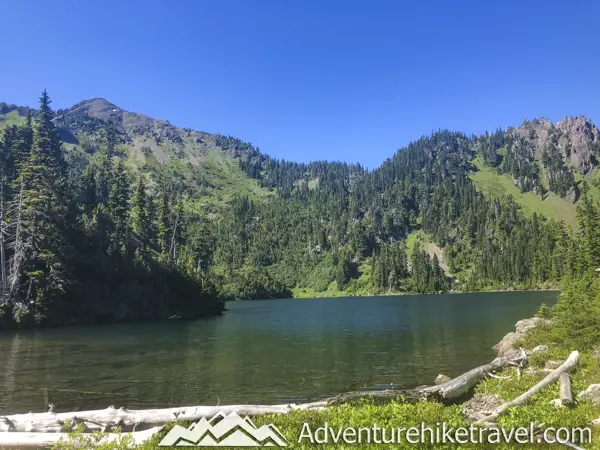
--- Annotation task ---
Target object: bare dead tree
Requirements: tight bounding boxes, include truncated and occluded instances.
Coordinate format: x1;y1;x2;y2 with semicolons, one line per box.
0;175;8;300
7;178;26;302
169;201;181;264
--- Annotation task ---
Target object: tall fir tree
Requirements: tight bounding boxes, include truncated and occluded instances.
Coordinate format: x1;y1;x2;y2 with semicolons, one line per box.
17;90;70;323
131;174;150;261
157;190;171;260
108;160;130;255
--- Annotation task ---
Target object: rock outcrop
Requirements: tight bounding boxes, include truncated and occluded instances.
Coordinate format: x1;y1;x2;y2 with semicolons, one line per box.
512;116;600;175
492;317;551;359
555;116;600;175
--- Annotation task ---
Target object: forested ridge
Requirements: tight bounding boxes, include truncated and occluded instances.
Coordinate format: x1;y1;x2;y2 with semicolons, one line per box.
0;92;223;327
1;93;600;327
225;130;578;297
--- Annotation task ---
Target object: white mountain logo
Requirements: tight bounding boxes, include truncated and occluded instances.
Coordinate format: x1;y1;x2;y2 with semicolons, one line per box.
158;411;288;447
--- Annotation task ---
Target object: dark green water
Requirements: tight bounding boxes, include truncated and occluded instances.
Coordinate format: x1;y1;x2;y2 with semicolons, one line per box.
0;291;557;414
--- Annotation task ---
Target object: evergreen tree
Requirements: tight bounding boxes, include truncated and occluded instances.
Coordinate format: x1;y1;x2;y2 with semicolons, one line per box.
157;190;171;260
108;160;130;255
131;174;150;260
17;90;69;323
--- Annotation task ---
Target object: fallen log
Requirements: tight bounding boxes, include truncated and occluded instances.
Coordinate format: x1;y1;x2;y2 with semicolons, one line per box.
320;352;528;406
0;403;328;434
0;426;162;448
560;373;573;406
476;350;580;424
421;351;528;402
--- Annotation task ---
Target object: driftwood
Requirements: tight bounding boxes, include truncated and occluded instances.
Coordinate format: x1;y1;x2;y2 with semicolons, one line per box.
421;351;528;402
477;351;580;423
560;373;573;406
0;426;162;448
0;403;328;434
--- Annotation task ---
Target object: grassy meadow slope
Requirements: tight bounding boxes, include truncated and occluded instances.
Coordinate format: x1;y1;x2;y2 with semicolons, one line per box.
469;156;579;227
0;110;26;128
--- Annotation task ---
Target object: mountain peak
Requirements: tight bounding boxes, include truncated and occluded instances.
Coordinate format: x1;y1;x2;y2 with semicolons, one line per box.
57;98;121;120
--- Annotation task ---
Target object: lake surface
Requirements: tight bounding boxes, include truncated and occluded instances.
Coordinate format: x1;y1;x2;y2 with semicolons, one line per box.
0;291;557;414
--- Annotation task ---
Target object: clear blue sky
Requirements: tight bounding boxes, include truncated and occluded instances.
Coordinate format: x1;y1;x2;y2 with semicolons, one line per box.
1;0;599;168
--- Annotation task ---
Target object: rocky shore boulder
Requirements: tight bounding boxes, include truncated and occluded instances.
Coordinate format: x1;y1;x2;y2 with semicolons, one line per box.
492;317;552;359
578;384;600;405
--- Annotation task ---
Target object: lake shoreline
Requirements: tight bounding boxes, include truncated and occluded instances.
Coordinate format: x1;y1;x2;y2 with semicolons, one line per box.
288;287;560;300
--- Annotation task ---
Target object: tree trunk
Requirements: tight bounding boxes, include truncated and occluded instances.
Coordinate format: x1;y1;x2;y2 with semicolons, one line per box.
0;191;7;299
8;180;25;299
420;352;528;402
560;373;573;406
0;402;328;433
476;351;579;423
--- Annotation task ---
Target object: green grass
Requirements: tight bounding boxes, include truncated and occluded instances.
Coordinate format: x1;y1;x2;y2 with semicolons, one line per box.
129;144;274;218
0;110;26;128
575;168;600;202
469;157;578;227
198;149;273;203
405;230;432;261
292;261;375;298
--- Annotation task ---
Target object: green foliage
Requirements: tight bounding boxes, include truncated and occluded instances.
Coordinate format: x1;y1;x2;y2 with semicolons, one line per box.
0;91;222;328
535;303;552;319
372;241;408;292
522;192;600;350
524;274;600;351
541;130;576;198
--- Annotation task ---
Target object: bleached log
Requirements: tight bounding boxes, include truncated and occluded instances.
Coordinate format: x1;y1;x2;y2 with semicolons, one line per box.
0;426;162;448
477;351;580;423
560;373;573;406
0;402;328;433
421;352;528;402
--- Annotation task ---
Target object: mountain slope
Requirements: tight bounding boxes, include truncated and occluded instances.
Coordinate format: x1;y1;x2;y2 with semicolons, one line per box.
3;95;600;302
50;98;275;213
469;156;579;226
